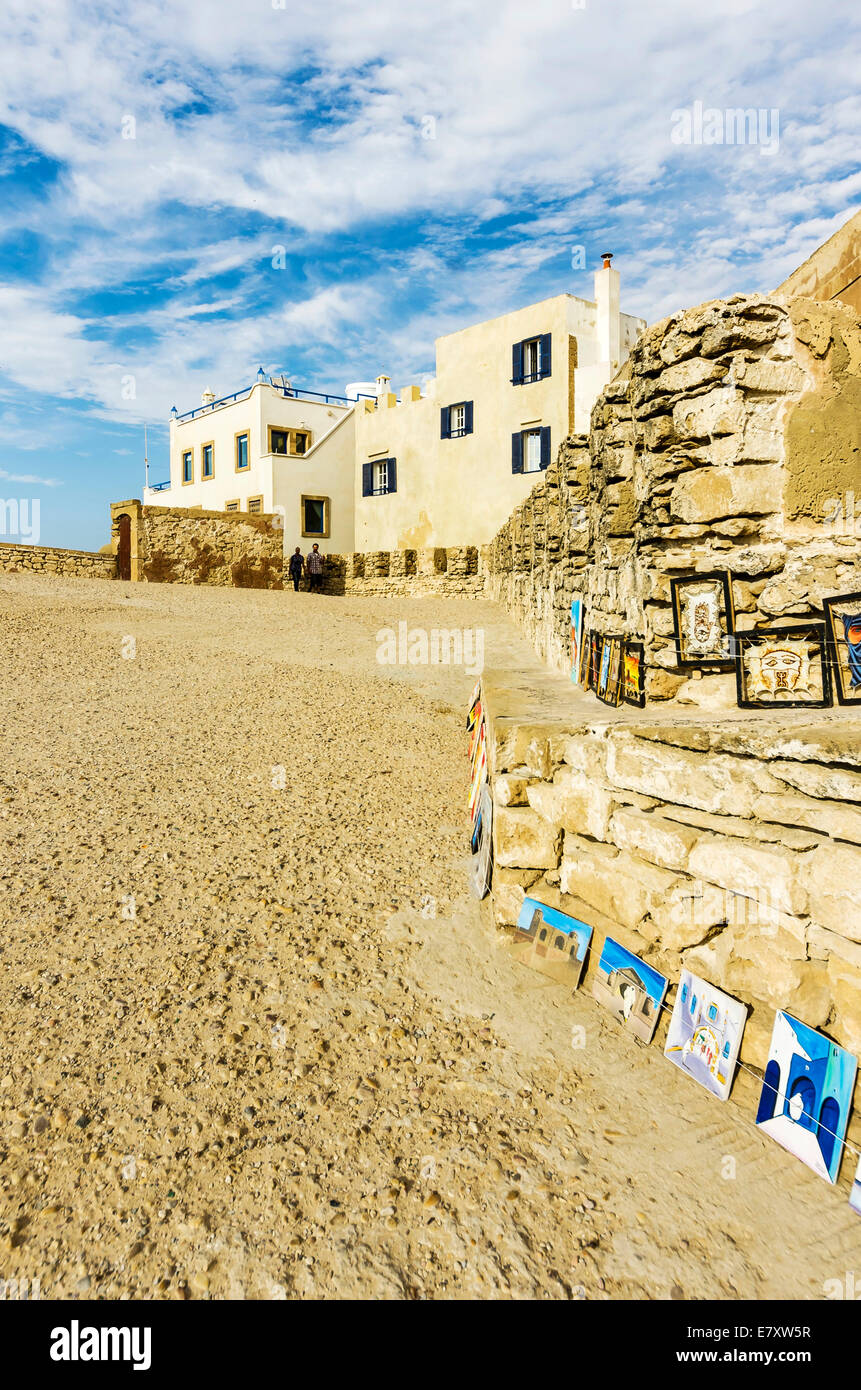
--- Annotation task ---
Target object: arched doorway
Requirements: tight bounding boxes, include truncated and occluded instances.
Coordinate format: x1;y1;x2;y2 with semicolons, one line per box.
756;1059;781;1122
787;1075;816;1126
818;1097;840;1171
116;513;131;581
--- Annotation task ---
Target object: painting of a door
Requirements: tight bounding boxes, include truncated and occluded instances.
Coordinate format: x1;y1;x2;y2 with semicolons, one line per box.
117;513;131;580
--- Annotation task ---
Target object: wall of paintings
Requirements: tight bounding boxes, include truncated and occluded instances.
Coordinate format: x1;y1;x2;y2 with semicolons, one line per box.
571;577;860;711
507;888;861;1212
485;292;861;706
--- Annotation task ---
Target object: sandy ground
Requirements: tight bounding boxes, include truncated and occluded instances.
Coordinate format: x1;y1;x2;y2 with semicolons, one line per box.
0;572;858;1301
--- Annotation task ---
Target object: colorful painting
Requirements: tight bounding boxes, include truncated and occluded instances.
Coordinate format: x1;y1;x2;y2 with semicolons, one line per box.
466;679;482;730
671;572;735;669
597;635;623;706
578;626;591;688
824;591;861;705
622;640;645;707
589;632;603;691
755;1012;857;1184
592;936;668;1043
469;784;493;900
468;719;487;832
570;598;584;684
664;970;747;1101
850;1155;861;1216
511;897;593;989
734;624;832;709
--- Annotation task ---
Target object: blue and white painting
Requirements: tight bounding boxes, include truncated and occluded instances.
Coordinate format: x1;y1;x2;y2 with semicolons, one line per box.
593;936;668;1044
512;897;593;988
664;970;747;1101
756;1011;857;1184
570;597;584;684
850;1155;861;1216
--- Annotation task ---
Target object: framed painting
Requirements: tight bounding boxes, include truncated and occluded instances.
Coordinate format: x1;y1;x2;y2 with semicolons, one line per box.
756;1012;857;1184
823;591;861;706
734;624;832;709
622;640;645;707
578;626;591;688
593;936;668;1044
512;896;593;989
469;784;493;900
597;635;623;706
671;571;735;669
570;597;584;684
664;970;747;1101
589;632;603;692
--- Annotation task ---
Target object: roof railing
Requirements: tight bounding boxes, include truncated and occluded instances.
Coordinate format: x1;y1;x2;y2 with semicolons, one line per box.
173;381;376;423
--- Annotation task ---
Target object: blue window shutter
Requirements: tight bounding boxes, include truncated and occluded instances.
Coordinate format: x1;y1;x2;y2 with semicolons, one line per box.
362;462;373;497
540;425;551;469
464;400;474;434
387;458;397;494
512;341;524;385
440;407;449;439
511;431;523;474
539;333;552;379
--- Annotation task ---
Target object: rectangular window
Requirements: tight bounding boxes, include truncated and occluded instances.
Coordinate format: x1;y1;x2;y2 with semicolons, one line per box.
301;495;329;537
441;401;473;438
524;428;542;473
181;450;193;484
202;442;214;478
269;426;312;456
247;495;263;513
225;499;240;513
362;458;397;497
512;333;551;384
235;433;249;471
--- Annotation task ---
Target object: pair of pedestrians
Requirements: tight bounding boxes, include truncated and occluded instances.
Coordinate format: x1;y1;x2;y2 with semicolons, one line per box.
288;543;325;592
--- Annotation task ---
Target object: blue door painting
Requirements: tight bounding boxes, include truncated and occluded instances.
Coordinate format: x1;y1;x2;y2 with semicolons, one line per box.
756;1011;858;1184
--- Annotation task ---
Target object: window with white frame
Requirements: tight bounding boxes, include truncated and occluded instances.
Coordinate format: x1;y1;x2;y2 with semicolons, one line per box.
523;338;540;379
524;428;542;473
373;460;389;494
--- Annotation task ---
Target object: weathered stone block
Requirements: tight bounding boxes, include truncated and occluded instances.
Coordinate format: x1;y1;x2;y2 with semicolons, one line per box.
494;807;561;870
527;768;615;839
608;807;699;871
804;844;861;941
669;464;782;523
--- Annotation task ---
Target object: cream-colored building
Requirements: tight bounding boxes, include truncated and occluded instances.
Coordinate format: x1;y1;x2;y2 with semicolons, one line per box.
353;258;645;550
145;258;644;556
143;372;360;553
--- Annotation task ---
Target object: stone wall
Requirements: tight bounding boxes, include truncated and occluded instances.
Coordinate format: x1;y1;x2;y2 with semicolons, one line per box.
319;545;486;597
483;672;861;1077
485;294;861;704
0;541;116;579
111;501;284;589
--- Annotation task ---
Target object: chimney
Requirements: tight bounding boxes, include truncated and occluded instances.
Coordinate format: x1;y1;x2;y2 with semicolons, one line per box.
375;373;391;398
594;253;620;366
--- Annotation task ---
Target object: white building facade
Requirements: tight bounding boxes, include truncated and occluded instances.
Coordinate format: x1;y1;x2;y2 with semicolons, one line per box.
144;260;645;557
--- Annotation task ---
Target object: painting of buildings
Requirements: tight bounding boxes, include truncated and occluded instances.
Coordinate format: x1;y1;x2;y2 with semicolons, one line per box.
592;936;668;1044
755;1012;857;1184
512;897;593;988
664;970;747;1101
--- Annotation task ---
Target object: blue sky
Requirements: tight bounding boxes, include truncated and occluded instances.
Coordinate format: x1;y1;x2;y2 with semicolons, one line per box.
0;0;858;549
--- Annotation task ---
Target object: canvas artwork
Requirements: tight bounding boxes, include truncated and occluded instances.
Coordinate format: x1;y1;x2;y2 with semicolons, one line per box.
589;632;603;691
597;635;623;705
622;640;645;708
570;598;584;684
468;720;487;831
664;970;747;1101
755;1012;857;1184
735;625;832;709
824;591;861;705
511;897;593;989
579;626;591;688
593;936;668;1044
466;680;482;731
671;572;735;669
850;1156;861;1216
469;784;493;900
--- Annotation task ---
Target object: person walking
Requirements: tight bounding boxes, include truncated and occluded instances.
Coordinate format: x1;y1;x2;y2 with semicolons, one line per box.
306;543;325;593
288;547;304;592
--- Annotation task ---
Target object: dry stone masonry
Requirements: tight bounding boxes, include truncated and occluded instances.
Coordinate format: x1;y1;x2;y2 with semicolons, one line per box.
320;545;484;597
484;294;861;706
0;542;116;579
110;501;285;589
